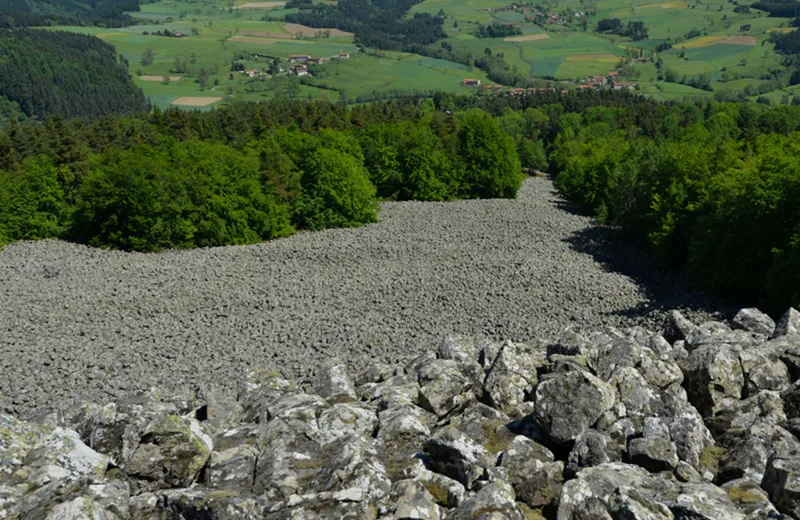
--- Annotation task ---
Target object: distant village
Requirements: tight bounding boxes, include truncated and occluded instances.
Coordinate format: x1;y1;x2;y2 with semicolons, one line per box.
460;67;641;94
241;52;351;79
483;1;586;25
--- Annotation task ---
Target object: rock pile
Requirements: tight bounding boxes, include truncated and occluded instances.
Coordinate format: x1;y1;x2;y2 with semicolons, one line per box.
0;178;727;414
4;307;800;519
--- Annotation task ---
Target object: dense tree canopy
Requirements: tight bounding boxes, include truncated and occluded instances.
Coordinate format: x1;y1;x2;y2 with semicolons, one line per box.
283;0;446;51
0;29;148;121
0;0;140;28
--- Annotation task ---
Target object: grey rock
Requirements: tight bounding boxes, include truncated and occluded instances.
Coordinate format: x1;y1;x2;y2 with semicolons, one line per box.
317;359;358;405
418;360;477;418
566;429;621;477
387;480;443;520
628;437;679;473
774;308;800;338
123;415;212;491
733;308;776;337
317;403;377;444
684;344;744;417
444;481;524;520
482;341;544;417
533;371;615;444
426;425;491;489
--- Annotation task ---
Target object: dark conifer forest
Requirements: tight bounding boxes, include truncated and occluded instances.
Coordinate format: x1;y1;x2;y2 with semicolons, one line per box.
0;29;149;121
0;0;141;28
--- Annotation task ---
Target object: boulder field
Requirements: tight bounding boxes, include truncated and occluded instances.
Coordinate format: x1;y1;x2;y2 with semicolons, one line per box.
4;307;800;519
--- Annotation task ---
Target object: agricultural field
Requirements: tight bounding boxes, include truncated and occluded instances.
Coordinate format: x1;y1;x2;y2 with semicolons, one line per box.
48;0;800;107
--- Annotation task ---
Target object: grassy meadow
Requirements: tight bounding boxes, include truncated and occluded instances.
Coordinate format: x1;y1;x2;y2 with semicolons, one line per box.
46;0;800;107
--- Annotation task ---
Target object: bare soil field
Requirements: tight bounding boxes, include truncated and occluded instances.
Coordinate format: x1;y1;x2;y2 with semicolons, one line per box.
717;35;756;45
228;36;277;44
283;23;354;38
171;97;222;107
232;2;286;8
241;29;291;39
566;54;617;61
139;75;182;82
504;33;550;42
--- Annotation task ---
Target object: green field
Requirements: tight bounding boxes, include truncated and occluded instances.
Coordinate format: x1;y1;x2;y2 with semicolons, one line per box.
48;0;800;107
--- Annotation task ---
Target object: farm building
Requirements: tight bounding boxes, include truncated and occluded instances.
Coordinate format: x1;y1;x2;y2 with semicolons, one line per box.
245;69;264;77
292;64;310;76
307;57;326;65
337;52;350;59
461;78;481;87
290;54;311;63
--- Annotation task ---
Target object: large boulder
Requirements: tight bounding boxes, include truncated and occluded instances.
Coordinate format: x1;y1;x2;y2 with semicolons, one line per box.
317;359;358;405
122;415;212;492
533;371;615;444
684;344;745;417
774;308;800;338
482;341;544;417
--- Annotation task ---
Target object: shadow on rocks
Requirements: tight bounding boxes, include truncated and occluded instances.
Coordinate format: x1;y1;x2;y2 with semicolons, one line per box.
563;224;736;323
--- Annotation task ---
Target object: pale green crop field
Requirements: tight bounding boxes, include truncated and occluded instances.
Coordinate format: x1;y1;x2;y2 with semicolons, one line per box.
47;0;800;107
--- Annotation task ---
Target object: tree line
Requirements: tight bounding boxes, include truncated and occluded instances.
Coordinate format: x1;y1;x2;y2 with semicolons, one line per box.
547;100;800;315
3;92;800;314
0;100;524;253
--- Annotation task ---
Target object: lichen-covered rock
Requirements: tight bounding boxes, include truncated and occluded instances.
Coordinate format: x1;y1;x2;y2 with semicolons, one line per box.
317;359;358;405
386;480;443;520
566;429;621;477
418;360;477;418
123;415;211;492
533;371;615;444
444;481;524;520
627;437;679;473
425;425;491;489
774;308;800;339
482;341;544;417
733;308;776;337
684;344;745;417
310;434;391;503
317;403;377;444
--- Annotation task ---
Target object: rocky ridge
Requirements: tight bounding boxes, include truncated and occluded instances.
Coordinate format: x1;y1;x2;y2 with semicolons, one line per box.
4;307;800;519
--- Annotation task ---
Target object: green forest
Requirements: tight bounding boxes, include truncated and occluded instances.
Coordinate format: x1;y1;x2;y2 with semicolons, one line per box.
0;0;141;28
0;29;148;121
3;92;800;315
0;100;523;253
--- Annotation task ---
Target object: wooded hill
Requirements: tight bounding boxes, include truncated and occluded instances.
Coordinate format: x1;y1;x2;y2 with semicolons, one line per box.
0;29;148;121
0;0;141;28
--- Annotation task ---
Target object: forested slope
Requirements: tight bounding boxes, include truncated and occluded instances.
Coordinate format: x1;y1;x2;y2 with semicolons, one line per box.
0;29;148;120
0;0;140;28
